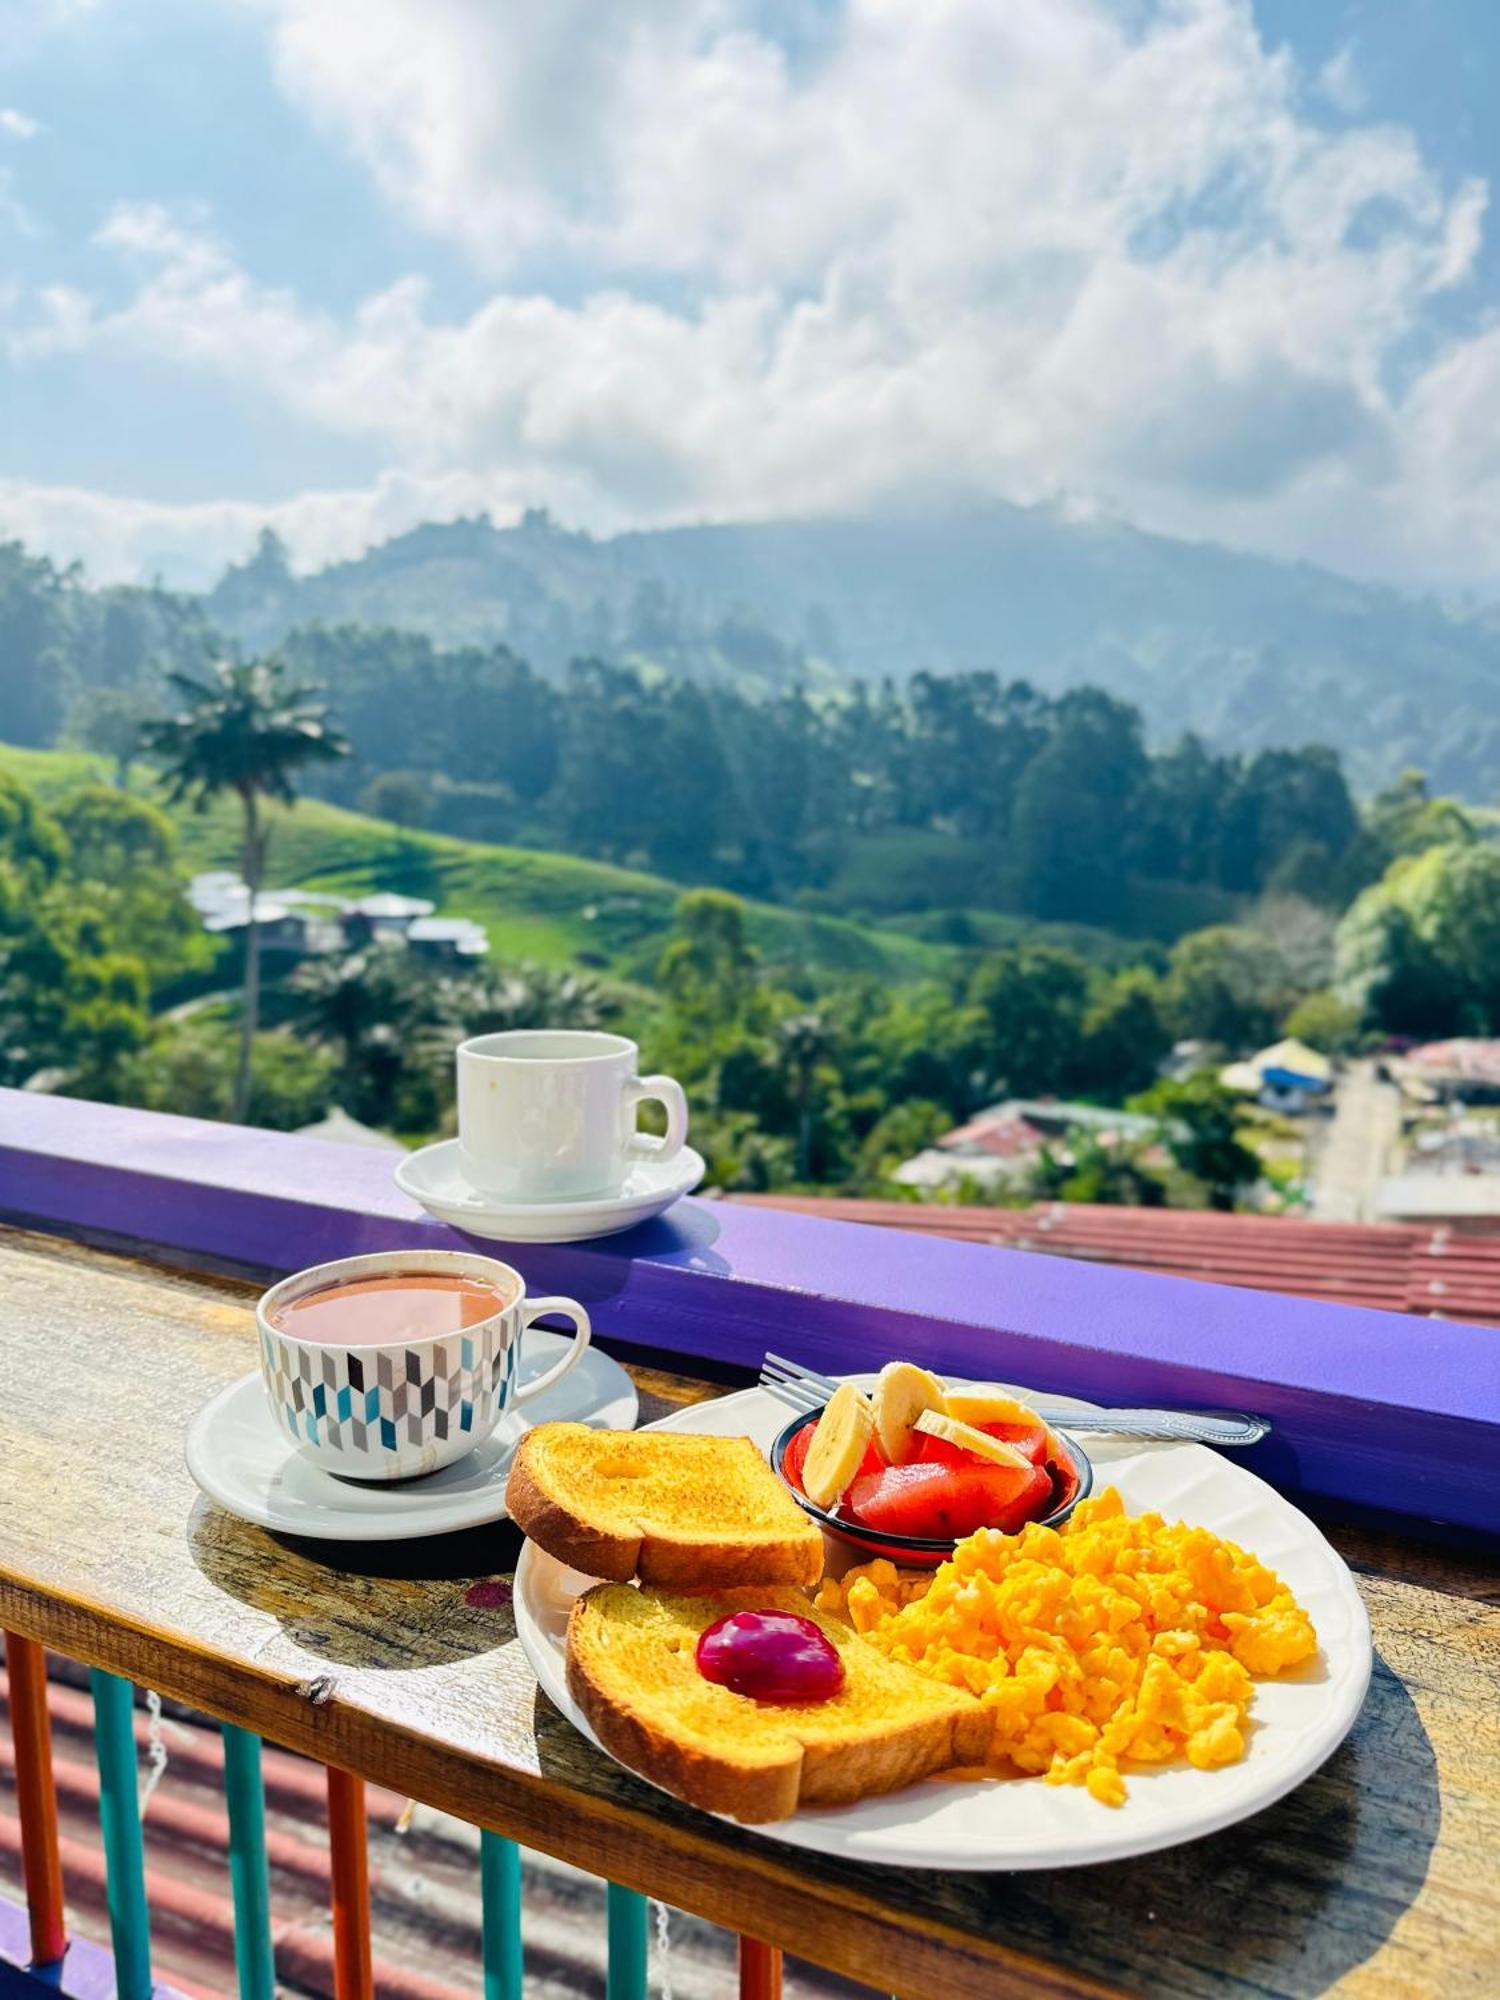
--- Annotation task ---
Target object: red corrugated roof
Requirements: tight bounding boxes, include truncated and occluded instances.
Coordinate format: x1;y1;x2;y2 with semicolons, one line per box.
726;1197;1500;1326
936;1114;1042;1159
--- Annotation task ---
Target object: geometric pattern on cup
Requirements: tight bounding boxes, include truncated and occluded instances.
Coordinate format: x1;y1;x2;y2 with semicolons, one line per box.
258;1326;520;1456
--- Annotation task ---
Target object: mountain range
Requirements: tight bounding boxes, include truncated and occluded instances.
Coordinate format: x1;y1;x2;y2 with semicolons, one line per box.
203;504;1500;798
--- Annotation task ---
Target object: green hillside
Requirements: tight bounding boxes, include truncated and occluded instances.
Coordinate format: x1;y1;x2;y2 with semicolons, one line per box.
0;743;949;984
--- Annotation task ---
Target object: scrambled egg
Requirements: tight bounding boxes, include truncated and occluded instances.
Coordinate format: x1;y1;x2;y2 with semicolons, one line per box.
815;1486;1316;1806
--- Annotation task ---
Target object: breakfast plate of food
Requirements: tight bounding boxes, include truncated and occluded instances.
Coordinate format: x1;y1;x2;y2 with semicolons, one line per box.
509;1366;1371;1870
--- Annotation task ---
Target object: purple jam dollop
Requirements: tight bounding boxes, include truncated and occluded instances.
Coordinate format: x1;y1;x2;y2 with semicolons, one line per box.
695;1609;846;1704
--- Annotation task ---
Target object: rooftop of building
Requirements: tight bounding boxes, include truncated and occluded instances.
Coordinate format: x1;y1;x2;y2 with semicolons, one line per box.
723;1194;1500;1324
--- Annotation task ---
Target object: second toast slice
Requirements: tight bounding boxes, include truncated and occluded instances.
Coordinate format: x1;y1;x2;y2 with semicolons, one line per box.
507;1422;825;1588
567;1584;991;1821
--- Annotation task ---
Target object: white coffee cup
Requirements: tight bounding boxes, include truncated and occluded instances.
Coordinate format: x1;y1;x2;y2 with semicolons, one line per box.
456;1029;689;1203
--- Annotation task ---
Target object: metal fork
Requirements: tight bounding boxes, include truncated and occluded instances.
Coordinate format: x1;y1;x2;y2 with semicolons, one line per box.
759;1352;1270;1447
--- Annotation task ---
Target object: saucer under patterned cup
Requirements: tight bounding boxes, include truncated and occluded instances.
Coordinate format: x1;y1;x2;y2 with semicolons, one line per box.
185;1328;638;1542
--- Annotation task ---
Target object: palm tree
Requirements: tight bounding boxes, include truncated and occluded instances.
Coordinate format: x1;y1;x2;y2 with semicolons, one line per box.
456;963;614;1037
293;948;449;1126
776;1011;838;1182
142;658;347;1120
293;948;413;1068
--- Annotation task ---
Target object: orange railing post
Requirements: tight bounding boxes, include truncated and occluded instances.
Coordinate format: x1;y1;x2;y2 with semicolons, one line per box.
739;1935;783;2000
326;1765;374;2000
5;1633;67;1966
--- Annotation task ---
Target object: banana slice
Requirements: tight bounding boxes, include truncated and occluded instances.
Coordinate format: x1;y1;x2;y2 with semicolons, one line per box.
944;1391;1040;1430
801;1382;877;1509
913;1409;1032;1470
872;1360;947;1464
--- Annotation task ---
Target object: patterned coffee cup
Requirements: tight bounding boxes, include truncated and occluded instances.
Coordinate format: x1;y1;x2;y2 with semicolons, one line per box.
255;1249;590;1481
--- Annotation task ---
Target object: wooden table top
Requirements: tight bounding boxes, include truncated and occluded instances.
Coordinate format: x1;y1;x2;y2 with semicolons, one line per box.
0;1227;1495;2000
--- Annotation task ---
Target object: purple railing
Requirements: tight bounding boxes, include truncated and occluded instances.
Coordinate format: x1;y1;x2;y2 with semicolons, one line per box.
1;1088;1497;1534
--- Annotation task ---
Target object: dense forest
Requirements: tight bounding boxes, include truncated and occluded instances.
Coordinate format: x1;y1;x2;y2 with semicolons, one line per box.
3;744;1496;1204
279;630;1372;928
10;500;1500;811
202;511;1500;797
3;646;1497;1206
3;536;1372;933
4;520;1500;1208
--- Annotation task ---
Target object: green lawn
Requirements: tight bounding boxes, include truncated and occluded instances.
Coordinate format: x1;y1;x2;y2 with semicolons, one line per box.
0;744;951;984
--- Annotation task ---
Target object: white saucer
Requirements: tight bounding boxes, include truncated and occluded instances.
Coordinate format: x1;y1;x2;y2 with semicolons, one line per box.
394;1139;705;1243
185;1329;638;1541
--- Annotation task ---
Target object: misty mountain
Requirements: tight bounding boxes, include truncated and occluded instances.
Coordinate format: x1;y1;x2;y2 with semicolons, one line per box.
204;504;1500;797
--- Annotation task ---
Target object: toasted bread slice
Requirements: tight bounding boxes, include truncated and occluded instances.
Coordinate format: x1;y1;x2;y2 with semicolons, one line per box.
507;1423;824;1588
566;1584;991;1822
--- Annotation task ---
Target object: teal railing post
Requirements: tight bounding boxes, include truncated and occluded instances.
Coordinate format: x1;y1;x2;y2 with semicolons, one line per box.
88;1669;153;2000
606;1882;648;2000
221;1723;276;2000
479;1831;524;2000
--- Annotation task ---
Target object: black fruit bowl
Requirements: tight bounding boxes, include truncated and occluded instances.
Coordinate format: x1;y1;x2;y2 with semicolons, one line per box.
770;1407;1094;1569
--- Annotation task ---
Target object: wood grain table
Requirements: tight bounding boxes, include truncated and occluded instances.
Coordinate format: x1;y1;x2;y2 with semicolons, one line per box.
0;1227;1495;1999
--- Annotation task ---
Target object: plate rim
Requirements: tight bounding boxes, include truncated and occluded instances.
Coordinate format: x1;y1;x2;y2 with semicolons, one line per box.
185;1336;639;1542
513;1376;1373;1869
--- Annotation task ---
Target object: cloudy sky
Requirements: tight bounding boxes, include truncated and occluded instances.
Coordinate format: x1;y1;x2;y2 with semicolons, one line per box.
2;0;1500;590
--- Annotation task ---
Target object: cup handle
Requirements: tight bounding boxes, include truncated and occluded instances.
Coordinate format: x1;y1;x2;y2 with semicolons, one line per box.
624;1074;689;1162
515;1298;591;1406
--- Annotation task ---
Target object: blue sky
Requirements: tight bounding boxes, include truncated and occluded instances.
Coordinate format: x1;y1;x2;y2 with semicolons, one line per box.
2;1;1500;589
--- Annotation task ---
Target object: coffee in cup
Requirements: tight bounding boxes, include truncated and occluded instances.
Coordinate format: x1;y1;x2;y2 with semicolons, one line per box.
256;1249;591;1480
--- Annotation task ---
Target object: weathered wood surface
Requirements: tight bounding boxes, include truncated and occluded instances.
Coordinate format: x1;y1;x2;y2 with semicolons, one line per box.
0;1227;1495;2000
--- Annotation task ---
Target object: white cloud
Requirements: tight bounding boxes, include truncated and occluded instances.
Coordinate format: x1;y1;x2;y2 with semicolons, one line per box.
1318;44;1367;118
0;167;40;238
0;109;42;141
7;0;1500;589
0;468;505;586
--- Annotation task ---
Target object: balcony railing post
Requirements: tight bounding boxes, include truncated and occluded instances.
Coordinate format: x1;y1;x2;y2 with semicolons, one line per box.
326;1765;374;2000
480;1830;524;2000
221;1723;276;2000
606;1882;648;2000
739;1935;783;1999
88;1668;152;2000
5;1632;67;1967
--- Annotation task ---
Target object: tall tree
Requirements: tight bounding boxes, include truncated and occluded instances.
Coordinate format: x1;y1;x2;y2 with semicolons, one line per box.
293;947;451;1128
657;889;759;1031
1336;841;1500;1036
776;1011;839;1180
969;945;1091;1097
1366;769;1475;862
66;685;158;789
455;963;613;1036
1163;924;1294;1050
1074;969;1173;1097
1010;690;1147;921
142;658;347;1119
1130;1075;1261;1212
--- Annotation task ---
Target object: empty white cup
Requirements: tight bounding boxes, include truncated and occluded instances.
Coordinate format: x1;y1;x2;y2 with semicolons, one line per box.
456;1030;689;1203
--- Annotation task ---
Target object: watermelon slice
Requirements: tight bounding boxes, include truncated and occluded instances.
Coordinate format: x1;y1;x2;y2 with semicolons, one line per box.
846;1460;1052;1541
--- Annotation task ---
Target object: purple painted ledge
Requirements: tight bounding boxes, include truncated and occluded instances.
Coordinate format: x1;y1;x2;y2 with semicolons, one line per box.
1;1090;1498;1535
0;1896;188;1999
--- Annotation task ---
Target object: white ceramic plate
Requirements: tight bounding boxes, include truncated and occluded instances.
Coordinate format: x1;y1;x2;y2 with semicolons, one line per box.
395;1139;705;1243
186;1329;638;1541
513;1378;1372;1870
